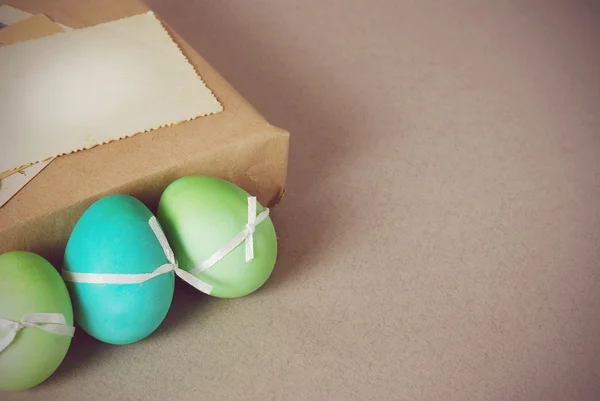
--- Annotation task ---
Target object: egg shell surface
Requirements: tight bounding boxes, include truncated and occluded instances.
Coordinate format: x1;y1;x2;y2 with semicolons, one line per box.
63;194;174;345
0;251;74;391
157;176;278;298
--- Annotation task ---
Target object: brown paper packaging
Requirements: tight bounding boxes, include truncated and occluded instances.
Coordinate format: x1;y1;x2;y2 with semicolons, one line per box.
0;0;290;267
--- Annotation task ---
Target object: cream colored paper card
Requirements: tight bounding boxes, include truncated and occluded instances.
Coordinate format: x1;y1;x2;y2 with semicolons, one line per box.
0;4;72;30
0;12;66;206
0;11;223;177
0;14;64;45
0;161;51;207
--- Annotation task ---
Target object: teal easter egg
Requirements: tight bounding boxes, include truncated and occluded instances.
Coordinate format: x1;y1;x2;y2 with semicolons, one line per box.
0;251;74;391
157;176;278;298
63;194;174;345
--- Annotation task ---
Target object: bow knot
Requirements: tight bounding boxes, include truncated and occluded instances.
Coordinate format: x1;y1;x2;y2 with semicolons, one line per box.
15;321;28;330
190;197;270;276
245;223;256;235
0;313;75;353
61;196;270;297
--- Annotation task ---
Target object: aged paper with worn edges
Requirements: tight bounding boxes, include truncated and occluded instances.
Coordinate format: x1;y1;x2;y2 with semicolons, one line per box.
0;11;223;178
0;11;65;207
0;161;51;207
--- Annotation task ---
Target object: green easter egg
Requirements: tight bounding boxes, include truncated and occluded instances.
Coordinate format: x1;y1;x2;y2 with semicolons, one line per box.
0;251;74;391
157;176;278;298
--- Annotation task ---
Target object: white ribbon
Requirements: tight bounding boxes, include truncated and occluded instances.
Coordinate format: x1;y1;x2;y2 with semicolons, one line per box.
189;197;269;275
61;196;269;296
0;313;75;353
62;217;213;294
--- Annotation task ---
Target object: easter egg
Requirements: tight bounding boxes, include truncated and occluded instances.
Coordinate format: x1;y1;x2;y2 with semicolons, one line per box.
0;251;74;391
63;194;174;345
157;176;278;298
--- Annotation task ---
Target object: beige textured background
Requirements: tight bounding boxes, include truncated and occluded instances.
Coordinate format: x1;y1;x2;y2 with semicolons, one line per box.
8;1;600;400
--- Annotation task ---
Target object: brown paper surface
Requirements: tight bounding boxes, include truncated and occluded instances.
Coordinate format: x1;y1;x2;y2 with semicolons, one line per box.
0;0;289;265
0;13;62;44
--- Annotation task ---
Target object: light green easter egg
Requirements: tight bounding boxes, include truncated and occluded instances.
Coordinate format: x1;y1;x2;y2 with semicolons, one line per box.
157;176;278;298
0;251;74;391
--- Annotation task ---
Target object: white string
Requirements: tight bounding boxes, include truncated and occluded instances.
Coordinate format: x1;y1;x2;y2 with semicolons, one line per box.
189;197;269;275
0;313;75;353
62;217;213;294
148;216;213;294
61;196;269;296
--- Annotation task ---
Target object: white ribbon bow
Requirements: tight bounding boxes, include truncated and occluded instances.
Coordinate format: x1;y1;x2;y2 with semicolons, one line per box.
0;313;75;353
190;196;270;275
61;196;269;295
